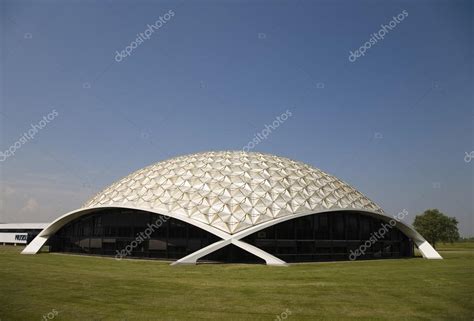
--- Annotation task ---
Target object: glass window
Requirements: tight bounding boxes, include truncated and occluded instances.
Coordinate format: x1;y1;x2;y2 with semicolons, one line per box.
244;211;413;263
296;216;313;240
49;209;413;263
346;214;359;240
332;213;345;240
49;209;216;260
315;214;329;239
275;220;294;239
359;216;371;240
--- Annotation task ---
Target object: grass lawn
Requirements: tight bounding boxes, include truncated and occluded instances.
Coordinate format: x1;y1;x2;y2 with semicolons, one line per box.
0;244;472;321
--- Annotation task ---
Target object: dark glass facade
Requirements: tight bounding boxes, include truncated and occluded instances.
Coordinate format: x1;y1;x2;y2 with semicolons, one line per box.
48;209;413;263
243;212;414;262
201;244;266;263
48;209;219;260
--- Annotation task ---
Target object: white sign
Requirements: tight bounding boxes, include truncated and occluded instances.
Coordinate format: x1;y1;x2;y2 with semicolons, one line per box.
0;233;28;244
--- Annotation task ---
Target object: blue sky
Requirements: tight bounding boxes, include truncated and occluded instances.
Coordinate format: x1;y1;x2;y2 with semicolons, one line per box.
1;0;472;236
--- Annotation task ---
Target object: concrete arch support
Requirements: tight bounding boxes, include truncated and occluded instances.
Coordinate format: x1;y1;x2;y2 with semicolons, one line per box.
22;207;442;263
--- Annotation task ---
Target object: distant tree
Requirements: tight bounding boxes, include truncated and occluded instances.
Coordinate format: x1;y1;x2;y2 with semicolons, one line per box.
413;209;460;248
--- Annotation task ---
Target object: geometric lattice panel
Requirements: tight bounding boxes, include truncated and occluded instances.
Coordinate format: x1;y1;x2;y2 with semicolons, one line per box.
84;151;384;234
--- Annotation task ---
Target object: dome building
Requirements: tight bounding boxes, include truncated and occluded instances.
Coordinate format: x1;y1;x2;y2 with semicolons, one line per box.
22;151;441;264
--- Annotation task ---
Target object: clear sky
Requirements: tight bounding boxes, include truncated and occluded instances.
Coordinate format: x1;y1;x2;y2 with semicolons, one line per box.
1;0;472;236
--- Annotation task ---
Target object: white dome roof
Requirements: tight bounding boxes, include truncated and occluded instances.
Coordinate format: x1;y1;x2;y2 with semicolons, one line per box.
84;151;383;234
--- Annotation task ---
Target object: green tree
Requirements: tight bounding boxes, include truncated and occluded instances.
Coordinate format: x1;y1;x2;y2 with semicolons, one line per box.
413;209;460;248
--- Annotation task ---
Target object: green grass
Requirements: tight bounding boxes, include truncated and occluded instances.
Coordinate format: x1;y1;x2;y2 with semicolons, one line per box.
437;242;474;250
0;244;473;321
